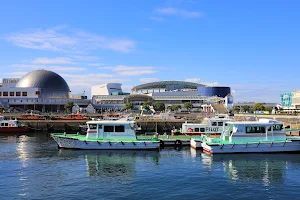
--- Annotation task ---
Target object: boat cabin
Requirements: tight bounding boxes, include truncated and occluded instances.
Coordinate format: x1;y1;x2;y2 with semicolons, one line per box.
0;116;20;128
220;119;285;143
181;116;234;134
86;120;136;140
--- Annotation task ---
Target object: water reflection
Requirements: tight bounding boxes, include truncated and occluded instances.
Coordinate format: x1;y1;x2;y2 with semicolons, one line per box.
58;150;159;179
199;153;300;185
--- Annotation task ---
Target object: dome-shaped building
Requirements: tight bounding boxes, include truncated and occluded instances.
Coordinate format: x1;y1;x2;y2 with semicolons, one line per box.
0;69;90;112
16;70;70;98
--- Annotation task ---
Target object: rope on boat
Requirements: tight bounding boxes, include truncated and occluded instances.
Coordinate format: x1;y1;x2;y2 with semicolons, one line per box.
133;142;136;146
97;141;101;145
109;141;111;146
121;141;124;145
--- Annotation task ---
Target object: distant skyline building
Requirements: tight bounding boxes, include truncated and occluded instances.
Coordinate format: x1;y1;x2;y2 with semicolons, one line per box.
91;83;127;96
280;91;300;112
93;81;232;112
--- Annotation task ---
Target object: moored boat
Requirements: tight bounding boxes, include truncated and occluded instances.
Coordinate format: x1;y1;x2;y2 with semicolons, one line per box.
51;118;160;150
53;113;88;120
191;118;300;154
180;114;234;135
0;116;33;133
17;113;46;120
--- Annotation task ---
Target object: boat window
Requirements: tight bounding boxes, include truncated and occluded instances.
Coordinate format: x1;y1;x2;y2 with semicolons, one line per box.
98;125;102;129
115;125;125;132
200;128;205;132
5;123;8;127
194;128;200;132
246;126;266;133
89;124;97;129
212;122;217;126
104;126;114;132
0;123;3;126
218;122;223;126
225;123;228;126
273;124;283;131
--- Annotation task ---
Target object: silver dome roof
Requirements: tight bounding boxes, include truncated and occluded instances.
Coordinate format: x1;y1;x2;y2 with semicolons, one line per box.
16;70;70;91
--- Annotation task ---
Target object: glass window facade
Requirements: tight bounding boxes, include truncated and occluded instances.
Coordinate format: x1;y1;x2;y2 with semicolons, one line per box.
280;92;293;107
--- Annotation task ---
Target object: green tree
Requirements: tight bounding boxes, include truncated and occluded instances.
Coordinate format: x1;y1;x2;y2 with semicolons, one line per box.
64;101;74;113
241;105;250;113
184;102;193;111
172;104;182;111
125;102;134;110
153;101;165;112
233;106;241;113
265;106;273;113
142;101;152;111
252;103;265;111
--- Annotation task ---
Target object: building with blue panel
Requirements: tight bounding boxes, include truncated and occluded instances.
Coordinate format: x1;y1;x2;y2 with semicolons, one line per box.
280;92;293;108
198;87;231;98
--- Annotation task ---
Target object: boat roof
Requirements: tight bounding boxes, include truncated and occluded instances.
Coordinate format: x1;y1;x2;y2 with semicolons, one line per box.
226;120;283;125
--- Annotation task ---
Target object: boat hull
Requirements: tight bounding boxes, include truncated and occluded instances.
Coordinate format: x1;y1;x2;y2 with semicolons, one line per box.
0;127;33;133
202;140;300;154
52;135;160;150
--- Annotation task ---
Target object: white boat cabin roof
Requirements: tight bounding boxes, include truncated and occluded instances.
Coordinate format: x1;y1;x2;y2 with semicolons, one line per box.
226;119;283;126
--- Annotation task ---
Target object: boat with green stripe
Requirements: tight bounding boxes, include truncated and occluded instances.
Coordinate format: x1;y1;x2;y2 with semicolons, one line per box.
191;119;300;154
51;119;160;150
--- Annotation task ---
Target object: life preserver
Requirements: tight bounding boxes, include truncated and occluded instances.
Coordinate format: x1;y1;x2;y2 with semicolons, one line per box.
188;128;193;132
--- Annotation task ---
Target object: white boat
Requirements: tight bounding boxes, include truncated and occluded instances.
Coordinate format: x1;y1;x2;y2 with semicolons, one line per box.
191;118;300;154
180;114;234;135
51;119;160;150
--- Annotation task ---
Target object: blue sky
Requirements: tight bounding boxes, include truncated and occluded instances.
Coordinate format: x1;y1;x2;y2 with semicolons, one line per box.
0;0;299;102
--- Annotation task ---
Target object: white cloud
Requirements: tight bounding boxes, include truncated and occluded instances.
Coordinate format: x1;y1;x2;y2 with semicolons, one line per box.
99;65;157;76
185;78;219;86
5;26;136;53
6;71;28;78
150;17;165;21
59;72;130;96
88;63;105;67
76;31;135;53
31;57;76;65
203;82;219;86
70;55;100;61
122;85;133;93
114;65;157;76
155;7;203;18
98;66;115;70
140;78;160;83
12;64;86;72
185;78;201;83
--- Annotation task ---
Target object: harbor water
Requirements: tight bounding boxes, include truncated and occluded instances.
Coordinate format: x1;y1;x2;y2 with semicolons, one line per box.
1;133;300;200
